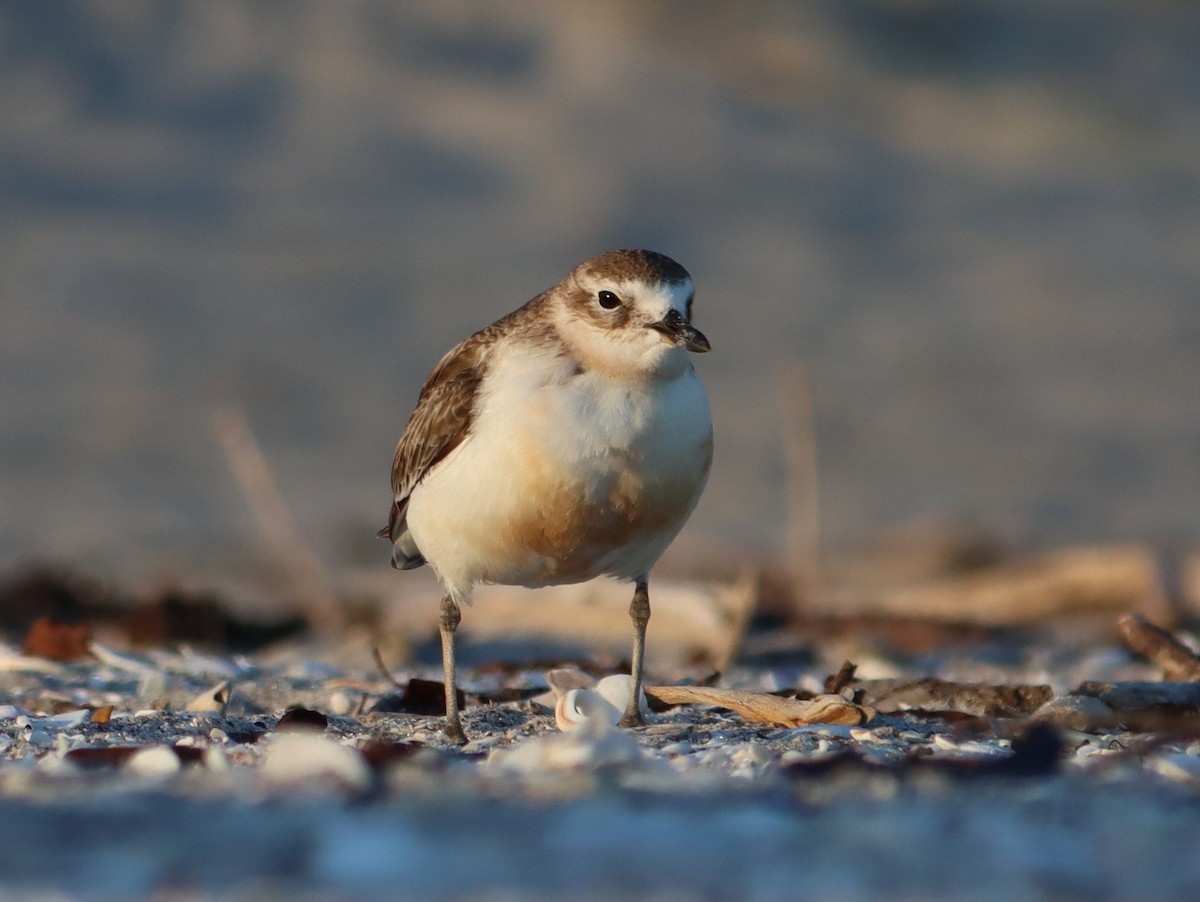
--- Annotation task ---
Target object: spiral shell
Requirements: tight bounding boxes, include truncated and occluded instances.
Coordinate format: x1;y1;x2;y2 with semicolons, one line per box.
554;674;649;732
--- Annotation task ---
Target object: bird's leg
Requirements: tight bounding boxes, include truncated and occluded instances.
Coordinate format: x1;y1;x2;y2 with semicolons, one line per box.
619;580;650;728
438;593;468;744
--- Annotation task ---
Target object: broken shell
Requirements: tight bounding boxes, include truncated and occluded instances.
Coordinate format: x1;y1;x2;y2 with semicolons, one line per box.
594;674;650;721
554;674;649;732
186;680;232;713
555;689;620;732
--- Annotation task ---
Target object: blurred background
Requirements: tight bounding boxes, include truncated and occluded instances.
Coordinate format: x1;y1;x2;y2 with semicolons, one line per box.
2;0;1198;595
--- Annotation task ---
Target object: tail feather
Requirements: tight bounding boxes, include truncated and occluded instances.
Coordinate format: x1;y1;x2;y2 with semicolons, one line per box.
380;498;426;571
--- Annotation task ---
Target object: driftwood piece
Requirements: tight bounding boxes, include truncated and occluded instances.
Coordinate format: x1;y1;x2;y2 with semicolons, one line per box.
1071;681;1200;733
855;678;1052;717
1073;681;1200;710
1030;695;1120;732
1117;613;1200;681
810;545;1168;627
645;685;872;727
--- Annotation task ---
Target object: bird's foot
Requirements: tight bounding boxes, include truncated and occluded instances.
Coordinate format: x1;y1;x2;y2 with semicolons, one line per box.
443;718;468;745
618;709;645;729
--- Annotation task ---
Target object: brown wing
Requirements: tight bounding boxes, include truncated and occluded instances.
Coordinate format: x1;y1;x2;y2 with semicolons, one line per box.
379;290;556;564
379;333;488;551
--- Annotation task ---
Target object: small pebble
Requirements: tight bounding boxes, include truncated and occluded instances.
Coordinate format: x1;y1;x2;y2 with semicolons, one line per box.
127;746;183;777
328;691;355;716
262;733;372;792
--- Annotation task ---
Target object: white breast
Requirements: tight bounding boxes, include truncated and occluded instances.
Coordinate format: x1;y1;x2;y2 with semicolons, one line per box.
404;344;712;602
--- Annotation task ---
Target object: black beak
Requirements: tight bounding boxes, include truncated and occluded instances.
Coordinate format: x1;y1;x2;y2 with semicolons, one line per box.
648;309;711;353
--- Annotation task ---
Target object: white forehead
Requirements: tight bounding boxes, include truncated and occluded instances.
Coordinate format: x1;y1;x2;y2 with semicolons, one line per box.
586;274;694;317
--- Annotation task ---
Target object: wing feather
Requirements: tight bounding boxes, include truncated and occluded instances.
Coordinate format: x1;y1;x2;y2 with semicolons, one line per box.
379;291;554;566
379;333;489;562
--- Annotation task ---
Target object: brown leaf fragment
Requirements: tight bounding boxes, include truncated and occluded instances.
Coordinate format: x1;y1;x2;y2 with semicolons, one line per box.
171;745;206;766
22;616;91;662
360;739;424;770
644;685;873;727
370;678;466;717
276;706;329;732
824;660;858;695
1118;613;1200;681
66;744;207;769
66;746;143;769
90;705;114;725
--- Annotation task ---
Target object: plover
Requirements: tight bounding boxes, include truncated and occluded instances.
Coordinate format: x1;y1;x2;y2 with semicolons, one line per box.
380;249;712;742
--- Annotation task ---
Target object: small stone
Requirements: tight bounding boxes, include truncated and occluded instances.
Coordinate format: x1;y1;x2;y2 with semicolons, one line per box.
328;691;354;716
261;733;371;792
126;746;183;777
491;720;646;775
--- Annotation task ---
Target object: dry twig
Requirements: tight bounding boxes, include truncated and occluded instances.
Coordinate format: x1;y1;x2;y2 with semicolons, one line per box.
211;408;340;632
1117;612;1200;681
645;684;872;727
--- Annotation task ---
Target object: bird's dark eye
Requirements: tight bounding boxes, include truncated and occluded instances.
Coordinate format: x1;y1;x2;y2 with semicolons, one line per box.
597;290;621;310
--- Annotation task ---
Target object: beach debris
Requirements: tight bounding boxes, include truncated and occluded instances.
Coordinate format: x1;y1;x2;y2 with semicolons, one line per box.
1118;613;1200;681
276;706;329;732
644;685;872;727
854;678;1052;717
554;674;648;732
261;732;372;792
491;717;648;776
185;680;232;714
1031;695;1120;732
88;642;160;675
371;677;465;716
22;616;90;662
1070;681;1200;732
126;745;183;777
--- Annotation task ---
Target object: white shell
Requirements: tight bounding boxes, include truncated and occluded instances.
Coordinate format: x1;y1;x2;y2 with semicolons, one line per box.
185;680;232;713
261;733;371;792
126;746;183;777
554;674;649;732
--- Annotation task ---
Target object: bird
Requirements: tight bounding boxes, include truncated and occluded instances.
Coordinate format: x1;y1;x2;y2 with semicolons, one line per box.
380;249;712;743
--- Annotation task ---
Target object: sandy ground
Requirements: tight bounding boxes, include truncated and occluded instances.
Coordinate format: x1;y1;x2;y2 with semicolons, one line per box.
2;628;1200;900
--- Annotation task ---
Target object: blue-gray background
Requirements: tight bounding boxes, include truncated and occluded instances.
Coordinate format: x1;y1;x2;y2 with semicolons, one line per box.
2;1;1197;584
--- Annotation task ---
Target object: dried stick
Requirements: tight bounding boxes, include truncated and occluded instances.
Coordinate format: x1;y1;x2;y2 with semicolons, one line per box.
372;644;404;688
211;408;340;632
1118;612;1200;681
645;684;871;727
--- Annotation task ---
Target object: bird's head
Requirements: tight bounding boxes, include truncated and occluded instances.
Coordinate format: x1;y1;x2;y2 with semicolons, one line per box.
552;249;710;380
